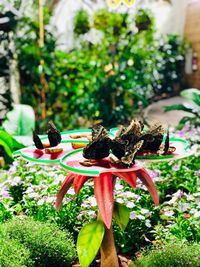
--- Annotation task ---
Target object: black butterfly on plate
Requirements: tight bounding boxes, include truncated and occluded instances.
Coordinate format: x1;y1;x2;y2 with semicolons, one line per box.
83;120;173;168
32;121;61;149
83;125;111;160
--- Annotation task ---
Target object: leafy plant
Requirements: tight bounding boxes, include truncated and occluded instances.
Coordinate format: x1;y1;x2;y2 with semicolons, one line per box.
74;9;90;35
2;104;35;136
0;233;33;267
0;127;24;166
1;217;76;267
134;241;200;267
12;6;187;130
164;88;200;128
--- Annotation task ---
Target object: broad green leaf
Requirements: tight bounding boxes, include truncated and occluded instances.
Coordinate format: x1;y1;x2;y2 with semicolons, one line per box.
181;89;200;106
77;220;105;267
0;140;13;158
3;104;35;136
113;202;130;230
0;131;13;150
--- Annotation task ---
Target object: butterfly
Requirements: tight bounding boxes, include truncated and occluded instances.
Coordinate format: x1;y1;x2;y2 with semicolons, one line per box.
82;120;175;168
83;125;111;160
33;121;61;149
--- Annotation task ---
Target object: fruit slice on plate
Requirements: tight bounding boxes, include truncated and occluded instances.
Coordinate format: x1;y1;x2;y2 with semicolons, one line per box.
13;140;88;164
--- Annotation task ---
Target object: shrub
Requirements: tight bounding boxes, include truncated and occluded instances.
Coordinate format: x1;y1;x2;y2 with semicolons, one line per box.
134;241;200;267
0;231;33;267
1;217;76;267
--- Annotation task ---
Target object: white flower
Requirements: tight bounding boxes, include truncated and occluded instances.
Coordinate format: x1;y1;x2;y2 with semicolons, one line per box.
193;211;200;218
137;215;145;220
130;211;136;220
37;199;45;206
67;188;75;195
126;202;135;208
87;196;97;207
145;219;151;228
27;192;39;199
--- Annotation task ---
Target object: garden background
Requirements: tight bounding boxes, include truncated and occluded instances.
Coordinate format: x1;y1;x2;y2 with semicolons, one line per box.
0;0;200;266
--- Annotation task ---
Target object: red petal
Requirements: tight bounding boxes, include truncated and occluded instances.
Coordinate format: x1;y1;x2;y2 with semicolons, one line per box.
56;173;75;211
115;172;137;188
136;168;159;206
94;173;114;229
74;175;89;195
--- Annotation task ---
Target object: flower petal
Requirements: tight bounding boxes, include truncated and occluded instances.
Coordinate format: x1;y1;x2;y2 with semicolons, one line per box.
114;172;137;188
56;173;75;210
94;173;114;229
136;168;159;206
74;175;89;195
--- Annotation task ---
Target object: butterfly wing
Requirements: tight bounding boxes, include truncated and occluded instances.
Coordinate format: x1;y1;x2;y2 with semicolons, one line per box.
47;121;61;147
83;125;110;160
121;140;144;166
32;130;44;149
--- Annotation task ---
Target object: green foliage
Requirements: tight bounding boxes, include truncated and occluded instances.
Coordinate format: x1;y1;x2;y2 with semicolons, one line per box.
13;7;187;130
74;9;90;35
164;88;200;128
3;104;35;136
0;234;33;267
135;9;154;31
0;127;24;166
113;202;130;230
1;217;76;267
77;220;105;267
134;242;200;267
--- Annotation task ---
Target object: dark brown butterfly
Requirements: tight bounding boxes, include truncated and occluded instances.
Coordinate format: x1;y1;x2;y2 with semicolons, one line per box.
32;121;61;149
47;121;62;147
140;123;164;151
83;125;111;160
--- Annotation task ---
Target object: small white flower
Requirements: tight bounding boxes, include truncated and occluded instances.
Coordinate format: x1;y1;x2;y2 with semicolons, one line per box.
137;215;145;220
130;211;136;220
145;219;152;228
37;199;45;205
126;202;135;208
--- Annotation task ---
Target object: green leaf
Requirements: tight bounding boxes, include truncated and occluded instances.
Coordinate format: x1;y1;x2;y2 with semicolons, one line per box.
0;139;13;158
3;104;35;136
181;89;200;106
77;220;105;267
164;104;196;115
0;131;13;150
113;202;130;230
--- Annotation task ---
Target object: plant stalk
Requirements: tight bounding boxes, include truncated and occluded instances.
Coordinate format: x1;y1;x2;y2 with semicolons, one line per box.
98;213;119;267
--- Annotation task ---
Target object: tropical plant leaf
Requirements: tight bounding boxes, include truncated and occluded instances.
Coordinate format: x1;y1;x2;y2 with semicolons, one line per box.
0;139;13;158
3;104;35;136
164;104;197;115
0;130;14;150
113;202;130;230
181;89;200;106
77;220;105;267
